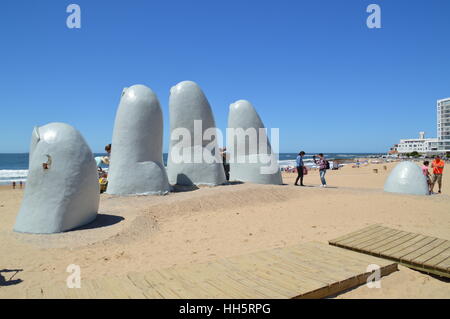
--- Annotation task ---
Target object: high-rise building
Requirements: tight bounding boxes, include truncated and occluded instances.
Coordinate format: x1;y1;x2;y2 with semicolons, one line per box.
437;97;450;152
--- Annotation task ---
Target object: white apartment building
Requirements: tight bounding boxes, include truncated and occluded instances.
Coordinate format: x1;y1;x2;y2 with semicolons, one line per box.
437;97;450;152
393;97;450;155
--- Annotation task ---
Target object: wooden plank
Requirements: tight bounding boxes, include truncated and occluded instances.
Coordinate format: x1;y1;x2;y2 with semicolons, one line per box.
217;260;300;298
262;255;340;287
127;272;164;299
26;241;398;299
143;271;184;299
334;225;387;246
381;235;430;258
157;268;207;299
329;225;450;278
400;238;446;262
359;231;411;253
164;268;221;299
426;248;450;269
410;241;450;266
243;267;313;297
251;251;338;285
200;262;275;299
329;224;381;243
277;248;362;280
435;257;450;271
355;229;402;250
345;227;399;250
296;242;385;270
297;263;398;299
205;273;271;299
374;233;419;255
221;273;283;298
101;276;147;299
305;242;392;266
305;241;393;268
225;250;334;293
391;236;437;260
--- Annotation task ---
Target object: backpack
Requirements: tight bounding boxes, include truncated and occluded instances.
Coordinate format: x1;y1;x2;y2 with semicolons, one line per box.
325;160;330;170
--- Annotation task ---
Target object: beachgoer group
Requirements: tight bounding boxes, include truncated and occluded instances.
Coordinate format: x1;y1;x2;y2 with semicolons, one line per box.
422;156;445;194
294;152;330;187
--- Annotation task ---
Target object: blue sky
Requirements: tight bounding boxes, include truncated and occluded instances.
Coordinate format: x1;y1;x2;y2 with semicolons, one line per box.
0;0;449;153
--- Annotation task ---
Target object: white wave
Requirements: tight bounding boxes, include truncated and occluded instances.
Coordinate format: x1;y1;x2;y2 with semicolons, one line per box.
0;169;28;179
278;159;316;168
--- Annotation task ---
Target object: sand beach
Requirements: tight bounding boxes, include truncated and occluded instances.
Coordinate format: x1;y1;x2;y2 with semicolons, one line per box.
0;160;449;298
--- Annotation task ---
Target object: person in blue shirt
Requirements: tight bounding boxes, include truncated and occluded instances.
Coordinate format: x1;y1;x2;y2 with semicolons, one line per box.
295;151;306;186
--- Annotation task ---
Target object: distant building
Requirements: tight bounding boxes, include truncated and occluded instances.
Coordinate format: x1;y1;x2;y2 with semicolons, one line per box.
388;144;398;155
395;133;438;154
390;98;450;155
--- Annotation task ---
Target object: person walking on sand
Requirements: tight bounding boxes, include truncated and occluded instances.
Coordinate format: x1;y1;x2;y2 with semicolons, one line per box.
295;151;306;186
422;160;432;194
431;155;445;194
313;153;328;187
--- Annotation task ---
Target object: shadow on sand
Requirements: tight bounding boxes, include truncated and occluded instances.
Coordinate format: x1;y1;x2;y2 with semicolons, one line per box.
73;214;124;231
0;269;23;287
171;184;200;193
225;181;244;186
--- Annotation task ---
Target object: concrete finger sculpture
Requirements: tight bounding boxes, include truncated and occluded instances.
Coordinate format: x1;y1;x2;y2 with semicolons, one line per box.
384;161;429;195
167;81;226;186
227;100;283;185
14;123;99;234
107;84;170;195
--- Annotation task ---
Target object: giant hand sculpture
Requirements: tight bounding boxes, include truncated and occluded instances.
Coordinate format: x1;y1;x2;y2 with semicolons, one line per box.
107;84;170;195
227;100;283;185
14;123;99;234
167;81;226;186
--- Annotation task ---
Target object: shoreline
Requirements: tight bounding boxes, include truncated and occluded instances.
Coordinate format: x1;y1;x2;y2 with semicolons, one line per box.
0;153;387;186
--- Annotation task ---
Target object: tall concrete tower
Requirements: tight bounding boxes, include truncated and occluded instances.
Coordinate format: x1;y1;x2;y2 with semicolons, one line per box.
437;98;450;152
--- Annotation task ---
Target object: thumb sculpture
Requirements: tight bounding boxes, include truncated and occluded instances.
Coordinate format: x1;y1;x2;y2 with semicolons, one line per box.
167;81;226;186
227;100;283;185
384;161;429;195
14;123;99;234
107;85;170;195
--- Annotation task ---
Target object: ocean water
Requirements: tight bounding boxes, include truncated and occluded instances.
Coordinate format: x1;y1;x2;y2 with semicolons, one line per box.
0;152;383;185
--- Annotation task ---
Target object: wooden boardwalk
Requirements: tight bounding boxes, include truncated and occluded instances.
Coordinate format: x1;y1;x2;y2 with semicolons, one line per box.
25;242;397;299
329;225;450;278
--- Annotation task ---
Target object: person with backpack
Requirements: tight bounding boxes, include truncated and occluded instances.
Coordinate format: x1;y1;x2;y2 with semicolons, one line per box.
313;153;329;187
